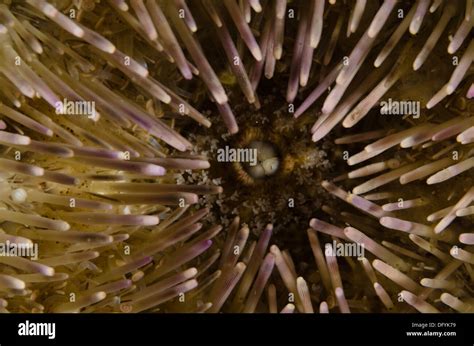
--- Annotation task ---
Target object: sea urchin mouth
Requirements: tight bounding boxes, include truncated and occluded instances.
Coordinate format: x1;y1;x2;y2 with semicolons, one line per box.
188;86;334;240
242;140;280;179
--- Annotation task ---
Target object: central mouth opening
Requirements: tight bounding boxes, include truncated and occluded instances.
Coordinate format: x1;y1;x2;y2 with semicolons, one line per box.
242;140;280;180
182;73;337;239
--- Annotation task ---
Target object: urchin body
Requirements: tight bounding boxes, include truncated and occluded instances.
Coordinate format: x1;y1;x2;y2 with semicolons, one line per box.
0;0;472;314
